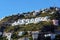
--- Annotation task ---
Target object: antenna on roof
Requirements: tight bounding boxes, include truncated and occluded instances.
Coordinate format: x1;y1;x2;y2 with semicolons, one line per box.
49;0;56;7
53;0;56;7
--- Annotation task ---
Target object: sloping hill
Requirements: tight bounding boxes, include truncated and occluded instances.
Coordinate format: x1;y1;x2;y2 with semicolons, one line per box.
0;7;60;32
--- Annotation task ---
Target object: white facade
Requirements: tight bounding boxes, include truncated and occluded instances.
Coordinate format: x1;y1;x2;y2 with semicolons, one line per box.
33;11;39;16
0;32;2;36
52;19;59;26
49;11;54;14
44;34;56;40
18;31;24;36
3;32;12;40
32;31;39;40
18;37;29;40
42;11;46;13
56;8;59;11
12;16;50;26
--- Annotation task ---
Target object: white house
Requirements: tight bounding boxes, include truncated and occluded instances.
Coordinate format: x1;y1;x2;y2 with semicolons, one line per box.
18;37;29;40
49;11;54;14
18;31;24;36
25;19;30;25
3;32;12;40
32;31;39;40
42;11;46;13
55;7;59;11
52;19;59;26
12;16;50;26
12;21;18;26
19;19;25;24
33;11;39;16
30;18;35;23
44;33;56;40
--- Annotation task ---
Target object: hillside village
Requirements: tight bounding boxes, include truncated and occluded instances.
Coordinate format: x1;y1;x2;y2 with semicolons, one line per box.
12;16;50;26
0;7;60;40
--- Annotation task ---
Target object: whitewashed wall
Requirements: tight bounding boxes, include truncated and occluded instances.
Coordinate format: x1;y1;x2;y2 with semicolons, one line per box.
12;16;50;26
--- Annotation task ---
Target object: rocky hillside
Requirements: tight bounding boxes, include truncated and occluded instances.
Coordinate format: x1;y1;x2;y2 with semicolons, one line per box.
0;7;60;32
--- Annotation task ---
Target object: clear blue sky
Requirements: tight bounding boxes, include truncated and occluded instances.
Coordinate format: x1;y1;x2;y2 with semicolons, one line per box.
0;0;60;18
